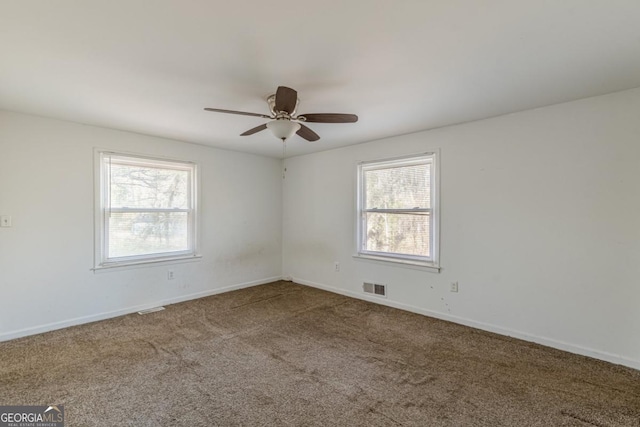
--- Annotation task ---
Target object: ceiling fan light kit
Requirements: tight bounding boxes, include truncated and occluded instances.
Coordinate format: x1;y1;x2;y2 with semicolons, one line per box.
267;119;301;141
204;86;358;143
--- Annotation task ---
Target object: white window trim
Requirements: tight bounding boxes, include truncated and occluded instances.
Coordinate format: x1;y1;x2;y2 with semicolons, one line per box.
355;152;440;272
93;149;201;271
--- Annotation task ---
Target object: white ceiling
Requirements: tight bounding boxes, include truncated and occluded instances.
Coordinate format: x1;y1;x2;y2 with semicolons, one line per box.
2;1;640;158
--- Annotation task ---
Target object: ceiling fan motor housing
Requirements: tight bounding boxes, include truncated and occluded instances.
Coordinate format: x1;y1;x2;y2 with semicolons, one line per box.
267;93;299;117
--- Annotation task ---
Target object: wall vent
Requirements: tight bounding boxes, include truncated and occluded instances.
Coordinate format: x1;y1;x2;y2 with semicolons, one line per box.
363;282;386;297
138;307;165;315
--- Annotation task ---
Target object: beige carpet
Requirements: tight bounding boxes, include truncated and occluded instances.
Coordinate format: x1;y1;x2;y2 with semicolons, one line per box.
0;281;638;426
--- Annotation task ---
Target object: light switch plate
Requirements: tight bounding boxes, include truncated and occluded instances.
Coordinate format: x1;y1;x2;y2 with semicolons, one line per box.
1;216;12;227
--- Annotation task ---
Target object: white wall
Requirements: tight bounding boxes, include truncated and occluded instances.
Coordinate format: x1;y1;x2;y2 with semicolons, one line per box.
283;88;640;370
0;110;282;340
3;88;640;371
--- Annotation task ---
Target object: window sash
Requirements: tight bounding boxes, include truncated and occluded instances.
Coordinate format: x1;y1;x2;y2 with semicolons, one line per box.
108;208;191;213
362;208;430;214
362;159;432;211
105;155;193;211
104;211;194;261
360;211;431;259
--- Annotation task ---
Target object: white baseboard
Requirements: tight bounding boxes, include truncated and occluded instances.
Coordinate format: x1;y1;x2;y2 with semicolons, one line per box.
293;277;640;372
0;276;282;343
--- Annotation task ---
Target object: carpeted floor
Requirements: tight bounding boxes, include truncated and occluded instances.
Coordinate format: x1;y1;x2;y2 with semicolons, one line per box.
0;281;638;426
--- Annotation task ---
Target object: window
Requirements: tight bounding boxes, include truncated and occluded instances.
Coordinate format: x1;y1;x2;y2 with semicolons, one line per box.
95;151;198;268
356;153;439;269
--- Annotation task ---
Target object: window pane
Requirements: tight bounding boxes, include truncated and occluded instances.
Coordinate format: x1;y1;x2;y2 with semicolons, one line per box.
108;212;189;258
109;163;189;209
365;212;430;257
364;163;430;209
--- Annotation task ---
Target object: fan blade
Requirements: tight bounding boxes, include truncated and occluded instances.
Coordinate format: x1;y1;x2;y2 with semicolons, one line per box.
296;124;320;142
204;108;271;119
298;113;358;123
275;86;298;114
240;124;268;136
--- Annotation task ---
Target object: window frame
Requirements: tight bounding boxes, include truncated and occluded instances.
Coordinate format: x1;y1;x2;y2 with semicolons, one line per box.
355;152;440;271
94;150;200;270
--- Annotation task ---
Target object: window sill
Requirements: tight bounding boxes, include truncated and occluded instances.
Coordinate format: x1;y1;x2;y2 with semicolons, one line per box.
352;253;440;272
92;254;202;272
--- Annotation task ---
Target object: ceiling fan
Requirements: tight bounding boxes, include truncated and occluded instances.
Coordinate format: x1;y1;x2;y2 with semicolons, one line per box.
204;86;358;142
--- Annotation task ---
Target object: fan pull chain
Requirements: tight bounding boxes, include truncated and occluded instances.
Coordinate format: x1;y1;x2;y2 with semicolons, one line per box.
282;140;287;179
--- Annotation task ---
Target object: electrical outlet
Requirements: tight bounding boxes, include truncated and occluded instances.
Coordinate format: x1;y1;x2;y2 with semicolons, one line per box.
334;262;340;272
167;271;175;280
450;282;459;292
